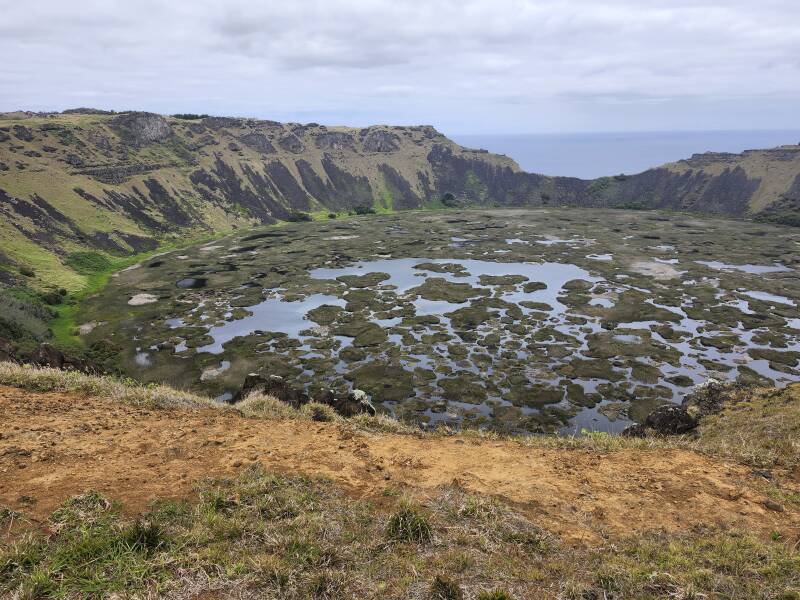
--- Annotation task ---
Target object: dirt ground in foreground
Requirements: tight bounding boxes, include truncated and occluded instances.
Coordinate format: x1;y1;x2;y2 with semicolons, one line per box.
1;385;798;546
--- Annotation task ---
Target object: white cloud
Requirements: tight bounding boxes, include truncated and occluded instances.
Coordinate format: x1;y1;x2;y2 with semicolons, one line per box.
1;0;798;132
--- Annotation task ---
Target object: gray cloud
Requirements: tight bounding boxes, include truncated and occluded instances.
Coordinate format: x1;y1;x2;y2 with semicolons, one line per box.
1;0;798;132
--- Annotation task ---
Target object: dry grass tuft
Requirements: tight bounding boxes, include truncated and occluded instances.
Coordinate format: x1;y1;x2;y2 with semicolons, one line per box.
236;391;302;420
300;401;341;423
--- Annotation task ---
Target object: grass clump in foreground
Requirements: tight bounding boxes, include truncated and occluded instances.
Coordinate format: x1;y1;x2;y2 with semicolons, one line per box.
1;467;799;599
386;502;433;543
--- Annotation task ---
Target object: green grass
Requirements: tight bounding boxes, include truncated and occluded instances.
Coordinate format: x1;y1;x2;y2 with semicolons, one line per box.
2;468;798;599
386;503;433;543
50;231;227;350
64;251;112;275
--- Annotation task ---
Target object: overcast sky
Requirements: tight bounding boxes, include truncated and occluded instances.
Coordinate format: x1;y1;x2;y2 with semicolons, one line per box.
2;0;799;133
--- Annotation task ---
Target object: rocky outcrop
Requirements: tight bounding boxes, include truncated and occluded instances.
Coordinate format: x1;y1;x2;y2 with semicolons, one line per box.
201;116;244;130
21;342;100;374
239;132;276;154
76;163;162;184
362;129;400;152
315;131;355;151
278;133;305;154
234;373;309;407
623;380;748;437
312;387;377;417
109;112;173;146
622;405;699;437
681;379;748;418
235;373;376;417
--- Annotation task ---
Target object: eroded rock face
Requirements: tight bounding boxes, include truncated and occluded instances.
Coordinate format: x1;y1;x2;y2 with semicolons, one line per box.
362;129;400;152
109;112;173;146
278;133;305;154
202;116;244;130
239;132;276;154
30;343;65;369
315;132;355;151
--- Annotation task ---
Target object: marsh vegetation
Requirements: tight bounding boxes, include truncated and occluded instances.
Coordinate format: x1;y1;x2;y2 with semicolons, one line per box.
77;209;800;433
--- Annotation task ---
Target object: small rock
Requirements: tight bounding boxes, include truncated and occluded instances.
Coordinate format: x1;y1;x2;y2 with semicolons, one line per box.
763;499;785;512
128;293;158;306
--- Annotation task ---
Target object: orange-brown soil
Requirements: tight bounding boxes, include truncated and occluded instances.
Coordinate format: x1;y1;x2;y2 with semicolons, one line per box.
1;385;797;545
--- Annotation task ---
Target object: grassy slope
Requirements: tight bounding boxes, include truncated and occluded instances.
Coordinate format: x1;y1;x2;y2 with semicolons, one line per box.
663;148;800;213
3;470;798;599
3;111;797;295
0;112;431;290
0;363;798;598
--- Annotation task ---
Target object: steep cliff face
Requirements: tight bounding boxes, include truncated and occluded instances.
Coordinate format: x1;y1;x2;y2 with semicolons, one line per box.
0;109;798;290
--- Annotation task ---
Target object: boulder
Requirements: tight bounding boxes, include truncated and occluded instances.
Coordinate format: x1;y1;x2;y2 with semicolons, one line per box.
63;356;100;375
622;404;699;437
30;343;65;369
235;375;376;417
234;373;309;407
28;343;99;374
323;388;376;417
311;386;336;406
345;389;377;416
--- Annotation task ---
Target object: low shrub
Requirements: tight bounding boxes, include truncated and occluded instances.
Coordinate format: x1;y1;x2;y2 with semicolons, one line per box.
352;205;376;215
441;192;459;208
287;211;313;222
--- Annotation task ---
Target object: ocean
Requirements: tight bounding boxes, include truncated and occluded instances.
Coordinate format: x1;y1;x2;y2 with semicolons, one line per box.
450;130;800;180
